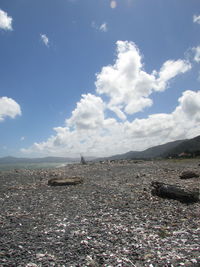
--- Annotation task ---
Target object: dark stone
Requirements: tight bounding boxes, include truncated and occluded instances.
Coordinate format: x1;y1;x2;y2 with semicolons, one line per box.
180;171;199;179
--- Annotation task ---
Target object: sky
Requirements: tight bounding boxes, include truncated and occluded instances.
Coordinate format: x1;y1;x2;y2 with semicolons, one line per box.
0;0;200;158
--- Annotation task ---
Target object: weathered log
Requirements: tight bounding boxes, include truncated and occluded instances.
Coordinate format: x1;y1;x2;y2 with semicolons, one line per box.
151;181;199;203
81;156;87;165
48;177;83;186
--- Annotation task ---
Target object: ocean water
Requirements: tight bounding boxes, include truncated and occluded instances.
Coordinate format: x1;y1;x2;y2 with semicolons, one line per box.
0;162;68;171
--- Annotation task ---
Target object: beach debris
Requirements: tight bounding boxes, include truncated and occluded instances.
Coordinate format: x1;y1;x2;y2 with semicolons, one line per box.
179;170;199;179
48;177;83;186
81;155;87;165
151;181;200;203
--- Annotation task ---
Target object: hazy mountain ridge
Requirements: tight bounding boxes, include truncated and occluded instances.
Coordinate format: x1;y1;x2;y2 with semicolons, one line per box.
101;135;200;160
0;156;79;164
1;135;200;164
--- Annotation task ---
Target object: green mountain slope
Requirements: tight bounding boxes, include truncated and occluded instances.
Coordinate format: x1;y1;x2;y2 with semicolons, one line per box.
104;135;200;160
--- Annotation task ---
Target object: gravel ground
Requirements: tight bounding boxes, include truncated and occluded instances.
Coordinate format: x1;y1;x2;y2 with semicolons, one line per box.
0;159;199;267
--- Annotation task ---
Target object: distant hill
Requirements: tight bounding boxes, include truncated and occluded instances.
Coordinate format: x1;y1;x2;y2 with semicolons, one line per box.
0;156;79;164
164;135;200;157
1;135;200;164
101;134;200;160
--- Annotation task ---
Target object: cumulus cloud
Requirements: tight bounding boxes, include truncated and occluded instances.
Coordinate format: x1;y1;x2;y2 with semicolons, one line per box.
178;90;200;118
193;14;200;24
0;97;21;121
21;90;200;157
156;59;192;90
96;41;191;118
193;46;200;63
126;90;200;139
40;33;49;47
21;41;198;158
0;9;13;30
66;94;105;130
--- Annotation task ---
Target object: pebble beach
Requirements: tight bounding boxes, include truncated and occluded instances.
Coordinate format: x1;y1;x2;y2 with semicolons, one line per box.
0;159;199;266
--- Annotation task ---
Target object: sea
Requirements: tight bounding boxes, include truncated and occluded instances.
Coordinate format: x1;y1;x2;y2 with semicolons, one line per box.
0;162;70;171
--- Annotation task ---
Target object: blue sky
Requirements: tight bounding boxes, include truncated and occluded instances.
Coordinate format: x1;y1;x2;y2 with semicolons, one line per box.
0;0;200;157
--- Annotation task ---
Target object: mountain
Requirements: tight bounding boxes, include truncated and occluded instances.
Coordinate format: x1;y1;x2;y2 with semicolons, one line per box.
105;139;185;160
1;135;200;164
0;156;79;164
164;135;200;157
103;134;200;160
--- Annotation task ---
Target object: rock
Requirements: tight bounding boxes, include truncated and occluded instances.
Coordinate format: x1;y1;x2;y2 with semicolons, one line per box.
151;181;200;203
85;255;99;267
25;264;39;267
180;171;199;179
48;177;83;186
144;253;154;260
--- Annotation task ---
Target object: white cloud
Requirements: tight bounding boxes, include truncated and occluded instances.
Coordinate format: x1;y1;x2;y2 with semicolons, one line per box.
110;1;117;9
193;46;200;63
21;41;198;158
66;93;105;130
0;9;13;30
126;90;200;140
193;14;200;24
92;21;108;32
99;23;108;32
156;59;191;90
109;106;127;120
96;41;191;118
40;33;49;47
0;97;21;121
178;90;200;118
21;90;200;157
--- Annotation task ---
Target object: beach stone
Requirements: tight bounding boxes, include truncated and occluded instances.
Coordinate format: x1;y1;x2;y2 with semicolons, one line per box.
1;159;200;266
180;171;199;179
48;177;83;186
26;264;39;267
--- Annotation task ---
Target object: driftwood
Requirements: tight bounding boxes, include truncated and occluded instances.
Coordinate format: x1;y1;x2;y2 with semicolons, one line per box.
48;177;83;186
151;181;200;203
180;171;199;179
81;156;87;165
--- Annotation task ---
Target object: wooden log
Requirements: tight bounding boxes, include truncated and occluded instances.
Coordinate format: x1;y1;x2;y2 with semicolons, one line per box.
180;171;199;179
151;181;199;203
48;177;83;186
